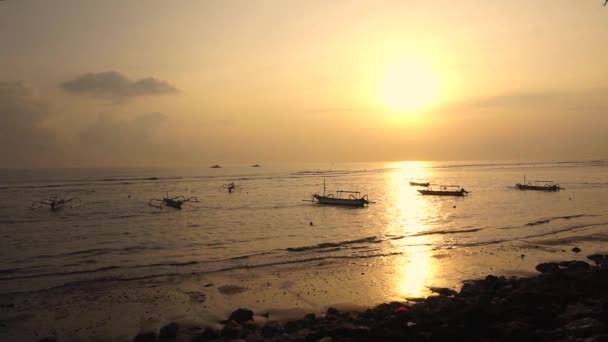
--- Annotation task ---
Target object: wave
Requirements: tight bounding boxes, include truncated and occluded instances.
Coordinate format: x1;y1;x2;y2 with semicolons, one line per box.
459;222;608;248
2;251;406;295
408;228;482;237
529;233;608;246
427;160;607;171
30;245;153;260
523;222;608;240
286;236;380;252
525;214;597;226
0;265;121;281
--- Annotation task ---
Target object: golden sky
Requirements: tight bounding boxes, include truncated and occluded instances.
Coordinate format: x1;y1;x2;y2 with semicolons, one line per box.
1;0;607;167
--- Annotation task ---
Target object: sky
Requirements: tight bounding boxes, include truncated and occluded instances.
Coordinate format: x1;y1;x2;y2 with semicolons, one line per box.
1;0;607;167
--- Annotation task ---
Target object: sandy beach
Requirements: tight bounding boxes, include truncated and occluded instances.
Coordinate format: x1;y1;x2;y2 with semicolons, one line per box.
2;243;606;341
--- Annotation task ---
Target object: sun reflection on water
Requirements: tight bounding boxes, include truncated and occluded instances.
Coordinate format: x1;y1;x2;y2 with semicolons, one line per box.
387;161;439;298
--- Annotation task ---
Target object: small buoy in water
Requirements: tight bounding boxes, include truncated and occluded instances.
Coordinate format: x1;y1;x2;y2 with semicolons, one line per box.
521;254;525;259
453;205;456;208
569;197;572;200
572;247;581;253
309;221;313;226
128;195;131;198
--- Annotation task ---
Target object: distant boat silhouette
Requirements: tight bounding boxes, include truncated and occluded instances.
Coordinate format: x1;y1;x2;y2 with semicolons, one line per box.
418;185;468;196
251;164;261;167
210;164;222;169
409;181;430;187
309;179;370;207
515;176;560;191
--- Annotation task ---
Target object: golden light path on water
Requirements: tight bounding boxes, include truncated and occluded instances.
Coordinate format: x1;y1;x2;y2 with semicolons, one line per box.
388;161;437;298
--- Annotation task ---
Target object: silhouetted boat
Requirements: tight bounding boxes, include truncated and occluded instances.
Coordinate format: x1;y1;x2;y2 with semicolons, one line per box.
210;165;222;169
515;176;560;191
148;193;200;209
31;195;82;210
418;185;468;196
251;164;261;167
409;181;430;187
311;180;370;207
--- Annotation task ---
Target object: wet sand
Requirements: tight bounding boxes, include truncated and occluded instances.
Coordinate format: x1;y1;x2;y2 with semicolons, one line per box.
1;242;604;341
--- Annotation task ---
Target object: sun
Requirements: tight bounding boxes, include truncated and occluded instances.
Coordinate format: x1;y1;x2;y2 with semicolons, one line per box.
378;61;440;113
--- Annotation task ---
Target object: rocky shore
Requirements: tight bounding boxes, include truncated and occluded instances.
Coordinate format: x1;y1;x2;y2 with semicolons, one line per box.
42;254;608;342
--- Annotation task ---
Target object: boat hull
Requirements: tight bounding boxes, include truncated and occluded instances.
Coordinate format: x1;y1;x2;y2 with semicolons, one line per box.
515;184;560;191
164;198;183;209
313;195;368;207
418;189;465;196
409;182;430;187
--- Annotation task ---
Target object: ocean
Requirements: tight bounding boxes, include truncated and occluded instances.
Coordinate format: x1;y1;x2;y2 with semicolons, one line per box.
1;160;608;339
2;160;607;293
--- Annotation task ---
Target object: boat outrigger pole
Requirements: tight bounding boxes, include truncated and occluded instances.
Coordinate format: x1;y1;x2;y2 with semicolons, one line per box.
31;195;82;210
148;193;200;209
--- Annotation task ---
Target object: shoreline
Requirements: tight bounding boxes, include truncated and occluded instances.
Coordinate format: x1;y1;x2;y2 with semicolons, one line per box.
8;252;605;341
131;254;608;342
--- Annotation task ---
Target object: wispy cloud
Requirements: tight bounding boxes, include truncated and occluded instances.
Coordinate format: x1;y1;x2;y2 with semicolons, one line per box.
60;71;177;100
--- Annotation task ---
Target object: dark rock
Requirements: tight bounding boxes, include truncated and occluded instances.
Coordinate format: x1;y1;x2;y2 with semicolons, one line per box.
535;262;560;274
558;303;596;323
489;320;533;340
227;308;254;323
159;322;179;340
132;332;157;342
429;287;457;296
260;321;283;338
559;260;590;273
572;247;582;253
38;337;58;342
191;328;220;341
564;317;606;337
292;328;313;339
194;258;608;341
304;313;316;320
588;254;608;268
284;319;306;333
221;320;242;338
332;323;371;337
326;307;340;316
424;295;453;313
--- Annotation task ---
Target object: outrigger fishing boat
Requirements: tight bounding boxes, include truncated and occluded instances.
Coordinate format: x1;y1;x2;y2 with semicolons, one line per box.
148;193;200;209
515;176;560;191
409;181;430;187
210;164;222;169
310;180;370;207
31;195;82;210
418;185;469;197
220;182;241;193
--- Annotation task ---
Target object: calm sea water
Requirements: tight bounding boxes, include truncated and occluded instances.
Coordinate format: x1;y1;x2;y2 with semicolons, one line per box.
1;160;607;296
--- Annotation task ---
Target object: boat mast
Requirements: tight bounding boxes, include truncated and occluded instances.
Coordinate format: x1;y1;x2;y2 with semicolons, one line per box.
323;178;326;196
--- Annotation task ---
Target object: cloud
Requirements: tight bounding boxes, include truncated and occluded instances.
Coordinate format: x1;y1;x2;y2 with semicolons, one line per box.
0;81;58;167
60;71;177;99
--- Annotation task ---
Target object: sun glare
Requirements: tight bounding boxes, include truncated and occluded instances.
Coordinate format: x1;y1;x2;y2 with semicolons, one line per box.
378;61;440;114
